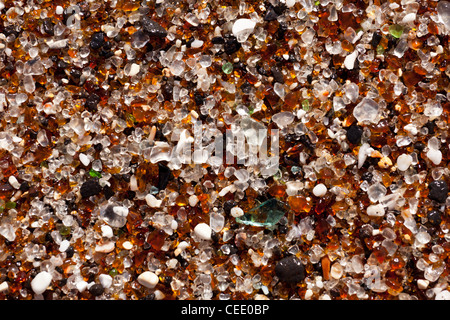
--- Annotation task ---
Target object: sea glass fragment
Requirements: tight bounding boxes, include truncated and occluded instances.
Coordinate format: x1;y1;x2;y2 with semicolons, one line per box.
236;199;288;227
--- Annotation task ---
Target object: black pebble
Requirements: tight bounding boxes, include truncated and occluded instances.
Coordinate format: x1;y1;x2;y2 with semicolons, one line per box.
94;143;103;152
223;200;236;215
88;283;104;296
65;246;74;258
194;92;204;106
428;210;442;226
80;178;102;199
211;36;225;44
42;18;54;35
371;32;382;48
141;16;167;38
264;6;279;21
19;182;30;192
85;93;100;112
428;180;449;203
414;142;426;152
224;36;241;56
90;31;106;50
361;172;373;183
346;125;363;145
158;164;172;191
275;255;305;283
271;67;284;84
103;185;114;200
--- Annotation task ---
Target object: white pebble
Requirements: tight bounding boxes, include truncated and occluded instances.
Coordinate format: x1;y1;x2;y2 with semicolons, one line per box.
137;271;159;289
0;281;8;293
312;183;327;197
59;239;70;252
344;50;358;70
122;241;133;250
402;12;416;23
154;289;165;300
417;279;429;290
190;39;204;48
31;271;53;295
79;153;90;166
189;195;199;207
304;289;313;300
99;274;113;289
427;148;442;165
230;206;244;218
396;154;412;171
436;290;450;300
101;225;114;238
367;204;385;217
129;175;138;191
232;18;256;42
95;241;115;253
146;194;162;208
177;241;190;251
76;281;88;292
55;5;64;15
128;63;140;77
8;175;20;189
194;223;212;241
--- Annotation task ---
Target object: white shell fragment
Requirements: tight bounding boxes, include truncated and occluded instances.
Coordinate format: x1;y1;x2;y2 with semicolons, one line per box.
232;19;256;42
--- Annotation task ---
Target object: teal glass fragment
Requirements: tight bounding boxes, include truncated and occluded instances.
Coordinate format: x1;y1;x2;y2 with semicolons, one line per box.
236;198;288;227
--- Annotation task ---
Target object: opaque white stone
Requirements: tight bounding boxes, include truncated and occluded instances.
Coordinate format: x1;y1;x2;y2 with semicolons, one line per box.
232;19;256;40
79;153;90;166
59;239;70;252
146;194;162;208
137;271;159;289
427;148;442;165
396;154;412;171
230;206;244;218
95;241;115;253
55;6;63;15
367;204;385;216
122;241;133;250
436;290;450;300
0;281;8;293
417;279;429;290
128;63;140;77
8;175;20;189
101;225;114;238
31;271;53;295
76;281;88;292
189;195;199;206
99;274;113;289
194;223;212;240
312;183;327;197
191;40;204;48
344;50;358;69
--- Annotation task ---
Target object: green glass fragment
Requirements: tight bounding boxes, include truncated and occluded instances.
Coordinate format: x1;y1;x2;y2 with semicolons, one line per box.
89;169;102;178
376;44;385;55
222;62;233;74
109;268;118;277
5;201;16;209
59;225;71;236
389;24;404;38
236;199;288;228
302;99;310;111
